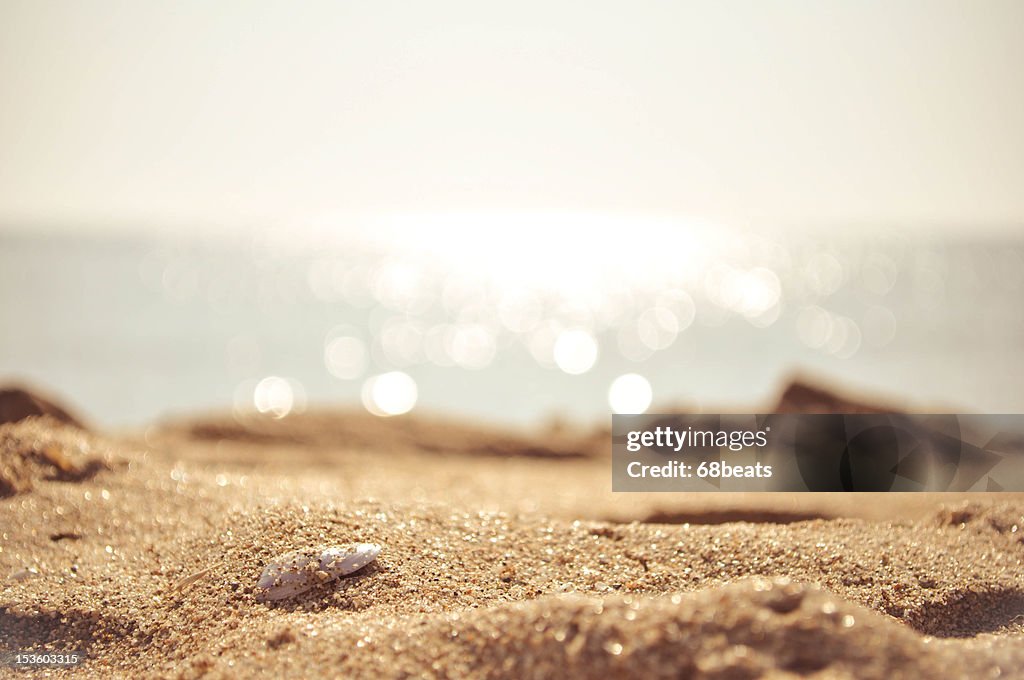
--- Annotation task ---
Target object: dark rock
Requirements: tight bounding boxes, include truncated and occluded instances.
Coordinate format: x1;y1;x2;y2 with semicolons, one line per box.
773;377;897;414
0;386;87;429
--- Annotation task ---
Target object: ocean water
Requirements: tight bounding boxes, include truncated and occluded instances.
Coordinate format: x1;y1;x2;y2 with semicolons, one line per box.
1;227;1022;428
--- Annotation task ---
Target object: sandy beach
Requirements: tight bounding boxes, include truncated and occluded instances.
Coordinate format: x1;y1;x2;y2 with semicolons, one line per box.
1;384;1023;679
4;1;1023;676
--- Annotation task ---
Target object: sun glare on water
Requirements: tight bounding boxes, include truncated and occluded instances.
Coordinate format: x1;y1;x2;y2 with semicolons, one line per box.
211;211;923;419
363;212;716;296
243;211;792;418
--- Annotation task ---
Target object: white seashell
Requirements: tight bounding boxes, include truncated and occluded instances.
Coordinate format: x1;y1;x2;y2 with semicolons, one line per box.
256;543;381;602
8;566;41;582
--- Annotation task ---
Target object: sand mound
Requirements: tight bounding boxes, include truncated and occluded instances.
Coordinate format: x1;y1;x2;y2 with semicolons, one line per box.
163;409;598;459
317;580;1023;680
0;417;113;497
158;375;909;467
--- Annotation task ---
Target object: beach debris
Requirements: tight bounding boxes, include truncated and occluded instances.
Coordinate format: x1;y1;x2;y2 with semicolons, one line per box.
256;543;381;602
8;566;41;581
1;418;113;498
172;566;214;592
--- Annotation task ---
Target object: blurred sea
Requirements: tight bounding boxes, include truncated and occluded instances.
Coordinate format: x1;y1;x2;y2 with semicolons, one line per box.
1;227;1022;428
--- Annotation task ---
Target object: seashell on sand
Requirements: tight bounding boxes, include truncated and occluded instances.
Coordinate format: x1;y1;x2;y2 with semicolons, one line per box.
256;543;381;602
8;566;41;581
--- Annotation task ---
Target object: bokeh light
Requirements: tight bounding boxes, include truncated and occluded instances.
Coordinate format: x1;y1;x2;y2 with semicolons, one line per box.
637;307;679;351
325;335;367;379
608;373;653;414
109;219;1024;425
378;317;425;367
553;329;599;375
449;324;497;370
862;306;898;348
252;376;303;418
797;306;833;349
861;253;900;296
362;371;418;416
803;252;844;297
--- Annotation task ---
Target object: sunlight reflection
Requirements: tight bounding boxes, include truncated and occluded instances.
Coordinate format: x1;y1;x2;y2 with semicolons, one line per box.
374;260;432;314
247;376;306;419
424;324;457;367
362;371;418;416
553;329;599;375
325;334;367;380
861;253;900;296
637;307;679;351
617;323;654;363
449;324;497;370
497;291;543;334
862;306;897;348
526;322;561;369
803;252;844;297
379;317;426;367
797;306;833;349
608;373;653;414
181;212;969;417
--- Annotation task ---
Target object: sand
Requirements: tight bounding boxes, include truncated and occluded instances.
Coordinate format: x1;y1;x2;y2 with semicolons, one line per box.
2;387;1024;678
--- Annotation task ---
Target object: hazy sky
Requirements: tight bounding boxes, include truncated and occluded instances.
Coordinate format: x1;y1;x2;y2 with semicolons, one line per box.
1;0;1023;236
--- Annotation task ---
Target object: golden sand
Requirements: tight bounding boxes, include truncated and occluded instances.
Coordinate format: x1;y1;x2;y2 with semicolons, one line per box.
1;403;1023;678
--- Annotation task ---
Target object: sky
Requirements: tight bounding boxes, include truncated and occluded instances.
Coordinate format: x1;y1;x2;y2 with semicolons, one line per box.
1;0;1023;237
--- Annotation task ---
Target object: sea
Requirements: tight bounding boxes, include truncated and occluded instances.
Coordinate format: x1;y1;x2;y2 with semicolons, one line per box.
1;225;1022;429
